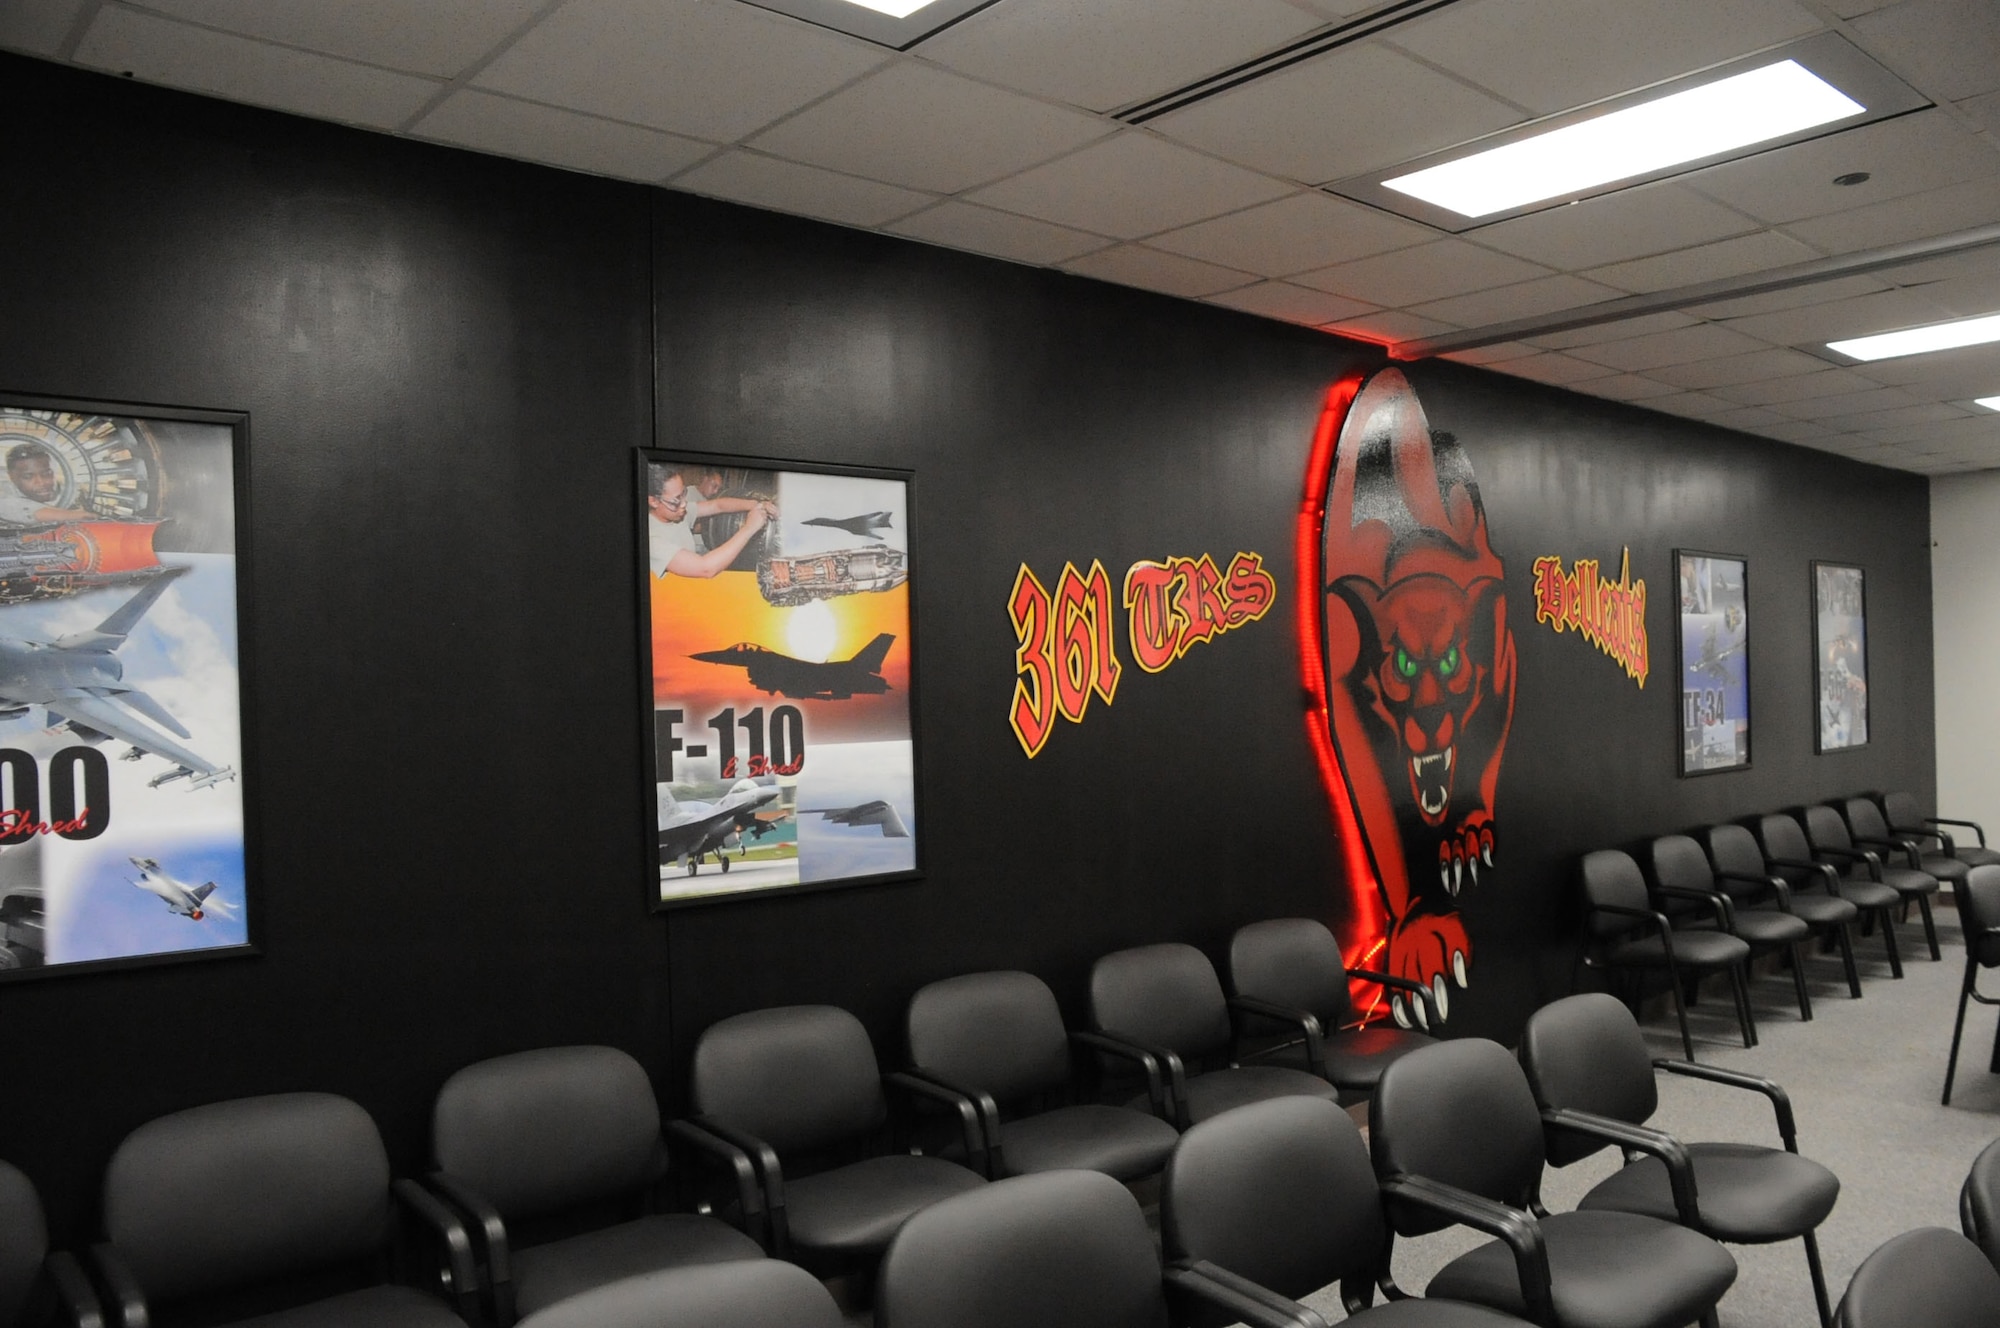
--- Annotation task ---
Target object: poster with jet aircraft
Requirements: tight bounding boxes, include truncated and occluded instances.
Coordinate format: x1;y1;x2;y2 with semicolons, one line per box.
1676;550;1750;775
638;450;919;907
0;397;250;979
1813;562;1867;752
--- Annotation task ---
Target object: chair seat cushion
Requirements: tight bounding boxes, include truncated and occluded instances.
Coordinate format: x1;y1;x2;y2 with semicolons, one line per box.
1576;1142;1840;1242
1168;1065;1343;1125
513;1260;842;1328
1919;854;1971;887
784;1155;984;1255
1322;1027;1436;1092
1960;846;2000;869
1836;876;1898;909
1726;911;1809;946
229;1286;466;1328
1343;1296;1530;1326
998;1105;1178;1180
512;1214;763;1318
1785;895;1858;928
1428;1209;1735;1328
1879;866;1938;898
1606;930;1749;969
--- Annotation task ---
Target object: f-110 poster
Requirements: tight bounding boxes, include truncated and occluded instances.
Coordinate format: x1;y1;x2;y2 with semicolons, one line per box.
1677;550;1750;775
1814;562;1867;752
639;451;919;907
0;398;248;980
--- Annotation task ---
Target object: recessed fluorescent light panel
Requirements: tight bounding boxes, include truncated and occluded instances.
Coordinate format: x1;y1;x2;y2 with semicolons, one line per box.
1827;314;2000;363
1977;396;2000;413
1330;33;1927;232
732;0;996;48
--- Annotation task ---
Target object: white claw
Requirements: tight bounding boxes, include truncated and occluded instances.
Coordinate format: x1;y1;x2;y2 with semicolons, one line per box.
1411;994;1429;1030
1433;974;1450;1022
1468;856;1480;888
1482;842;1493;868
1451;855;1463;896
1440;860;1452;891
1453;950;1469;987
1391;996;1412;1029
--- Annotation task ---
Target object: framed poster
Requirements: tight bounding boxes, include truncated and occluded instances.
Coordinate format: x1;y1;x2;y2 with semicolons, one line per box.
638;451;920;907
1676;550;1750;775
1814;562;1868;752
0;395;251;980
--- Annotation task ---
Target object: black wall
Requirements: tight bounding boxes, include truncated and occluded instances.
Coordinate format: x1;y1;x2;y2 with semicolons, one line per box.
0;55;1932;1239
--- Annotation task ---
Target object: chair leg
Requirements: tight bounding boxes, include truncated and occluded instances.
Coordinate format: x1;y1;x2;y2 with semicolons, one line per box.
1788;941;1813;1020
1878;909;1903;978
1728;963;1757;1048
1918;894;1941;960
1835;924;1861;998
1668;968;1696;1061
1945;959;1976;1105
1803;1230;1832;1328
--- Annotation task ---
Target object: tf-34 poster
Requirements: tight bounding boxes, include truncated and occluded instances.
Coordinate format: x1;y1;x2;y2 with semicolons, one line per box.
638;451;919;907
1677;550;1750;775
0;397;249;980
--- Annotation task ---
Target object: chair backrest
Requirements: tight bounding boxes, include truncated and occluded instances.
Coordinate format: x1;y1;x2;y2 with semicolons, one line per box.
1702;823;1771;885
1369;1039;1544;1233
1842;797;1894;844
103;1093;392;1304
432;1045;664;1223
876;1170;1166;1328
906;971;1069;1104
508;1258;842;1328
1227;918;1356;1031
1963;1137;2000;1276
1648;834;1719;902
1518;994;1659;1166
1961;865;2000;968
1089;943;1231;1061
1162;1096;1385;1315
1882;791;1923;830
691;1005;886;1155
1801;804;1855;855
1578;849;1649;939
1835;1228;2000;1328
1755;814;1817;877
0;1160;46;1328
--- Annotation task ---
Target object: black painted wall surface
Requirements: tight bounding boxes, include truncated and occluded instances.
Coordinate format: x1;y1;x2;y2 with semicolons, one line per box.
0;54;1932;1240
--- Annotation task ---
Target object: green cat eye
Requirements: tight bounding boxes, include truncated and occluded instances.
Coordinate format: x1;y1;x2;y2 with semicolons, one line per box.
1394;647;1418;678
1438;645;1460;676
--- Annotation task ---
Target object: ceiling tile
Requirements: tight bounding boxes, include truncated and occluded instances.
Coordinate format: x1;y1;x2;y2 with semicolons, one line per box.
1705;405;1796;429
1584;230;1820;294
125;0;545;78
1850;0;2000;101
1881;246;2000;286
914;0;1325;114
1710;367;1885;405
1441;341;1544;366
1682;110;2000;226
1775;385;1926;419
1294;239;1550;308
1205;282;1376;327
1839;401;1977;429
672;151;933;228
966;132;1293;239
1151;41;1520;184
74;6;440;128
1782;174;2000;255
1285;0;1380;17
1568;323;1772;371
1386;0;1820;117
746;63;1109;194
1715;284;1958;345
474;0;885;143
1325;311;1462;346
1648;347;1832;390
1469;183;1761;270
1843;414;2000;445
1146;193;1434;278
1684;273;1892;320
1060;244;1259;299
1408;273;1623;326
1842;341;2000;390
1572;374;1684;402
1491;353;1619;386
1758;420;1846;442
414;91;714;182
1645;391;1740;419
1525;312;1699;349
1962;88;2000;139
887;202;1108;266
0;0;86;57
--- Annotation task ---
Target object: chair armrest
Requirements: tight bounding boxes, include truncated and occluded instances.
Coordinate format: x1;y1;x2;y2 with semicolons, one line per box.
1539;1108;1699;1225
46;1251;104;1328
391;1178;481;1322
1853;834;1922;869
884;1070;989;1171
683;1116;788;1258
1815;845;1882;879
1590;903;1680;962
1379;1175;1556;1328
901;1067;1002;1176
1764;857;1844;897
1226;995;1326;1075
666;1119;768;1246
1654;1059;1800;1151
1072;1030;1182;1129
1929;816;1987;848
1349;967;1443;1031
86;1245;147;1328
1164;1259;1330;1328
1890;821;1951;853
426;1170;514;1326
1653;884;1734;929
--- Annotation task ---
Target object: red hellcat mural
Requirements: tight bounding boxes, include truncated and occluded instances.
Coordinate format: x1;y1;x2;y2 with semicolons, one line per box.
1302;367;1515;1029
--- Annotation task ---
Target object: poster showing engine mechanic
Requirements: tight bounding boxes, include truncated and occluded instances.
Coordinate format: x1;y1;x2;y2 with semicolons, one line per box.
1306;368;1514;1030
1814;562;1867;751
639;452;919;907
0;400;247;980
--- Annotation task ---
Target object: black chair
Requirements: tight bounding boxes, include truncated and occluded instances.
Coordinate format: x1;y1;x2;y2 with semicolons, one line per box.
1833;1227;2000;1328
1370;1038;1736;1328
1882;791;2000;869
903;969;1179;1181
1226;917;1438;1098
1960;1137;2000;1275
504;1258;842;1328
1088;942;1342;1130
428;1045;763;1327
1701;823;1862;999
1831;799;1944;959
1163;1095;1530;1327
1800;804;1938;961
1519;993;1840;1328
687;1004;985;1269
875;1168;1326;1328
1755;812;1902;979
1648;834;1814;1021
93;1092;475;1328
0;1161;101;1328
1943;865;2000;1105
1576;848;1754;1060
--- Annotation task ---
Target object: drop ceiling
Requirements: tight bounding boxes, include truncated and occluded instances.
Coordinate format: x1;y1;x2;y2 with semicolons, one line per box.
6;0;2000;474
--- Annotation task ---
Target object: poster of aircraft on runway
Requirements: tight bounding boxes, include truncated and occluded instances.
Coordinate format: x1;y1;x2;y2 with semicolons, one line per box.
0;398;249;979
638;451;919;907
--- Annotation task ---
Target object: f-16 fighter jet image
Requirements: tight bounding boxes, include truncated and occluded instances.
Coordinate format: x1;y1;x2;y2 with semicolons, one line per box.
689;633;895;701
801;512;893;541
660;779;787;876
801;800;909;838
130;856;235;921
0;567;234;790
